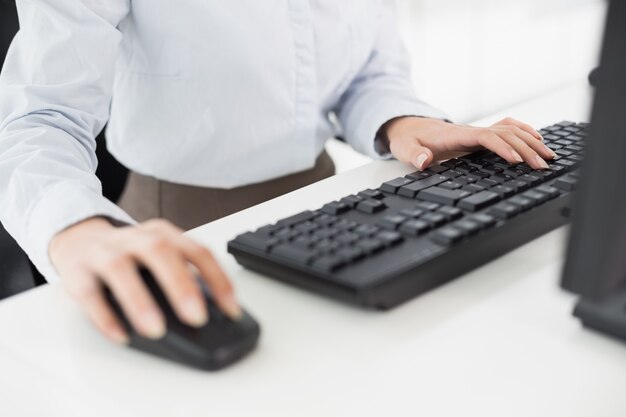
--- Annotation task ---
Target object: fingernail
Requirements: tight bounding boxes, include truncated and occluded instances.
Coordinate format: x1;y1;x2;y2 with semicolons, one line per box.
535;156;550;170
222;294;243;321
510;150;523;163
548;149;557;158
182;296;209;327
141;309;166;339
416;153;428;170
109;326;129;345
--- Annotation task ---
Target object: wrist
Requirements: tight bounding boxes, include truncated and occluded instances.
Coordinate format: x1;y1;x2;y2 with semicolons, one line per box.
49;217;115;259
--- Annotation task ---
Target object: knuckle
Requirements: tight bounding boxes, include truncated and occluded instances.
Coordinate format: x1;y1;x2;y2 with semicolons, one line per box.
104;252;131;271
144;235;171;253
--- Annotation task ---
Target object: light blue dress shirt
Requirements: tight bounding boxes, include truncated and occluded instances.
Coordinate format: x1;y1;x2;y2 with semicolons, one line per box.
0;0;445;280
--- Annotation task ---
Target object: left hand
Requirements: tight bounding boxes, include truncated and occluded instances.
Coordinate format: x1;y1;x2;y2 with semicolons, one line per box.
383;116;557;171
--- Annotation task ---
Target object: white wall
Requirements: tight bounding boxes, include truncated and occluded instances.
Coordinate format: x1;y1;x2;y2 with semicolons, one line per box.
398;0;606;122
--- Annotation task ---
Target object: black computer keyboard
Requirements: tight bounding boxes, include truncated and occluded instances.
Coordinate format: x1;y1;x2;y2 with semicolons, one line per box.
228;121;586;309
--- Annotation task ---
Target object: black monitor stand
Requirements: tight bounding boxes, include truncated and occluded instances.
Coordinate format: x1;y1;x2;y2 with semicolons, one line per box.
574;291;626;342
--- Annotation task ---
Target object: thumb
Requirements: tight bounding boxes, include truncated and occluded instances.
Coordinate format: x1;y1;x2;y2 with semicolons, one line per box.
409;144;434;171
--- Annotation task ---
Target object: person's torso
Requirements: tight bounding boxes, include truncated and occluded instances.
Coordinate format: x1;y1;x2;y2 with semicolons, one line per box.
107;0;382;187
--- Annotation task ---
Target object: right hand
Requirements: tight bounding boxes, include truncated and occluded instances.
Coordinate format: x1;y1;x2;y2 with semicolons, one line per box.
49;217;241;344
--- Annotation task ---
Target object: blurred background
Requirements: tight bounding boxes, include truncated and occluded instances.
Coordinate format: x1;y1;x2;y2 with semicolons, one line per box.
329;0;607;172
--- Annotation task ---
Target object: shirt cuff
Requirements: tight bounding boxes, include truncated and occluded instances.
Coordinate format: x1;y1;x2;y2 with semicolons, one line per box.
25;181;136;282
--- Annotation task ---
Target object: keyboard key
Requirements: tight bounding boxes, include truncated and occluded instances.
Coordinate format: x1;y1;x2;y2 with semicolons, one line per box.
453;219;481;235
399;219;430;236
380;177;413;193
312;228;339;240
536;185;560;199
334;219;359;231
276;210;316;227
294;221;319;234
462;184;486;193
548;164;567;175
555;148;574;157
356;199;387;214
421;212;448;227
358;189;385;200
555;158;577;168
321;201;351;215
292;235;320;249
440;181;463;190
399;208;425;218
455;175;477;185
468;213;497;229
457;190;501;211
376;231;404;246
315;239;342;254
517;174;542;186
234;232;279;252
312;256;346;273
397;175;448;198
274;228;301;241
334;232;360;245
417;187;472;206
487;202;521;219
377;214;407;230
405;171;432;181
431;227;465;246
313;214;338;226
490;185;515;198
503;179;530;192
426;165;449;174
441;159;462;168
508;196;535;211
257;224;281;235
354;224;380;237
521;190;549;205
335;247;366;262
481;166;503;175
271;244;316;264
339;195;363;208
356;238;385;254
442;169;463;179
415;201;441;211
477;178;499;188
553;175;577;191
437;206;463;220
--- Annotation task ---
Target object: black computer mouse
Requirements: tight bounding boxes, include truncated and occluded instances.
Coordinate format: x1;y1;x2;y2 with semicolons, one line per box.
104;268;261;371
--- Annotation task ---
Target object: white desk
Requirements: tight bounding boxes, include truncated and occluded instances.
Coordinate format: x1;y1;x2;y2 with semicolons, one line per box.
2;81;626;417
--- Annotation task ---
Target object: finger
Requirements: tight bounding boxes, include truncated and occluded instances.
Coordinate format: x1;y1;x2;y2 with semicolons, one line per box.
407;143;434;171
93;253;166;340
507;126;556;160
145;220;242;321
83;285;129;345
496;130;549;170
496;117;542;140
129;232;209;327
476;131;524;165
64;270;129;344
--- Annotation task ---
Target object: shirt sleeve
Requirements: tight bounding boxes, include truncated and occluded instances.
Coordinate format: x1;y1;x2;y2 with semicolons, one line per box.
334;0;448;159
0;0;134;282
